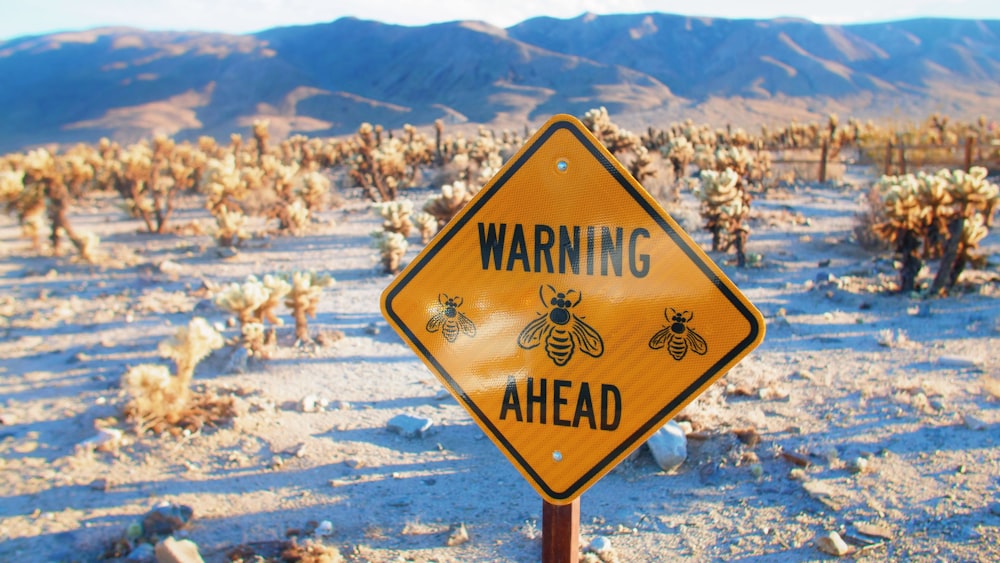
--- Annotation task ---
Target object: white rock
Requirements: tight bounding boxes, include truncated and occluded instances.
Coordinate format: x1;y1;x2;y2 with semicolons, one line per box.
589;536;613;554
300;395;322;413
314;520;334;536
646;420;687;472
815;530;851;556
387;414;434;438
77;427;122;453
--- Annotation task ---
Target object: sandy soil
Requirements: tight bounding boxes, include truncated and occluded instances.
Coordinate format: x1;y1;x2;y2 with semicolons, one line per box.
1;176;998;562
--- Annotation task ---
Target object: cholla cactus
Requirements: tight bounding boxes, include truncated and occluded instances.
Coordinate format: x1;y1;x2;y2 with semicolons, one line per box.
372;230;408;274
872;173;932;292
413;211;438;243
373;199;414;237
214;206;249;247
424;181;477;226
581;107;656;184
0;169;46;247
123;317;225;433
695;168;752;266
869;166;999;293
283;271;335;342
300;171;330;212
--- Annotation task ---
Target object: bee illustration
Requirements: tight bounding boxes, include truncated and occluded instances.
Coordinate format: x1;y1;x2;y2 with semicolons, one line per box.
518;285;604;366
426;293;476;343
649;308;708;361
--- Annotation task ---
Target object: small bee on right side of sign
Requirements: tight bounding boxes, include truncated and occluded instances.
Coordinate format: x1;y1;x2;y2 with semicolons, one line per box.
649;307;708;361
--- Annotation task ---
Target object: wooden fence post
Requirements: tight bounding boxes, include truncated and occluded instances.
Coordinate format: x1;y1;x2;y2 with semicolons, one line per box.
818;139;829;183
898;142;906;175
884;140;893;176
964;136;975;172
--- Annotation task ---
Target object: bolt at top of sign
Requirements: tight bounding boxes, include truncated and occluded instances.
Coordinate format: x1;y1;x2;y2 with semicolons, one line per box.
381;114;765;504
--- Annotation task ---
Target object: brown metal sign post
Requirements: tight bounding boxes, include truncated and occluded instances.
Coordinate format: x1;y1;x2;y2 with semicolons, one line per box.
543;498;580;562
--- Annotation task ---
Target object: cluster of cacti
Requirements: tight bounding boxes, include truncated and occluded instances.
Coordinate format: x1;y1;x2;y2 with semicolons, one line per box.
214;274;288;356
423;180;479;227
122;317;228;434
694;168;753;266
869;166;999;293
1;147;102;261
582;107;656;184
284;270;335;342
214;271;335;352
371;230;409;274
373;199;415;237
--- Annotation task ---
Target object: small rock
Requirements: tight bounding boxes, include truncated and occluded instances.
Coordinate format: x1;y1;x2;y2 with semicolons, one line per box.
963;413;988;431
780;451;811;467
125;542;155;561
989;503;1000;517
156;260;185;277
853;522;893;540
938;355;981;370
223;346;250;375
215;247;239;259
815;530;851;556
300;395;323;413
758;386;790;401
89;478;110;492
364;322;380;336
0;413;18;425
848;457;869;474
77;427;123;453
142;503;193;537
816;272;837;285
646;420;687;472
587;536;618;562
154;536;205;563
331;400;351;410
789;468;807;481
314;520;334;537
446;523;469;546
387;414;434;438
734;427;761;447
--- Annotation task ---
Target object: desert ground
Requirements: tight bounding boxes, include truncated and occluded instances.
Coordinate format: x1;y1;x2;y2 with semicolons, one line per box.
1;170;999;562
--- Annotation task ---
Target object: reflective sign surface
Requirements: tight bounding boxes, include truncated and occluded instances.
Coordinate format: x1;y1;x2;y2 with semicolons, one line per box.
381;115;765;504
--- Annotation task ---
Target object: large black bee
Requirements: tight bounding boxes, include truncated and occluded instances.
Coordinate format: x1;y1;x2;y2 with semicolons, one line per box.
649;307;708;361
518;285;604;366
426;293;476;342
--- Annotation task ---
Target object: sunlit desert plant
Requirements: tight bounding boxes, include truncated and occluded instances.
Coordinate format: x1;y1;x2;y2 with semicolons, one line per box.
373;199;414;237
412;211;438;243
122;317;229;434
282;270;335;343
371;230;408;274
423;181;478;227
694;168;752;266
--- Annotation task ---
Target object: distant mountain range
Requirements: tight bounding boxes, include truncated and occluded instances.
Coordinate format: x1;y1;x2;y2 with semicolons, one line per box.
1;13;999;151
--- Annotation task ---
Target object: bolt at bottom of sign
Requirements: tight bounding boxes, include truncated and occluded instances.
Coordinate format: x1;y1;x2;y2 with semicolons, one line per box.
553;451;563;462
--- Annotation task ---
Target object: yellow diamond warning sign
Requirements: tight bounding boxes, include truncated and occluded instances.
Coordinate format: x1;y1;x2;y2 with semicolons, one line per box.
381;114;765;504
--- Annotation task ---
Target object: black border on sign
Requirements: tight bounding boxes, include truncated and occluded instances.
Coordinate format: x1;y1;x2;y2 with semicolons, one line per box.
384;119;762;501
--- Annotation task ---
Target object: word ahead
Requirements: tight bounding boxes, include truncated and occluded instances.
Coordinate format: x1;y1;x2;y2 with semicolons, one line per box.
499;376;622;431
478;222;651;278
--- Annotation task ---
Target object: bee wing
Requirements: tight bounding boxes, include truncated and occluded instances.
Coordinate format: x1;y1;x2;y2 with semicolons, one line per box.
649;327;672;349
457;312;476;337
426;312;446;333
571;315;604;358
517;315;550;349
686;329;708;355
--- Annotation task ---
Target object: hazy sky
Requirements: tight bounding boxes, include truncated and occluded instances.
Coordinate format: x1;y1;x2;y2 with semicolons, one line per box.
2;0;998;40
